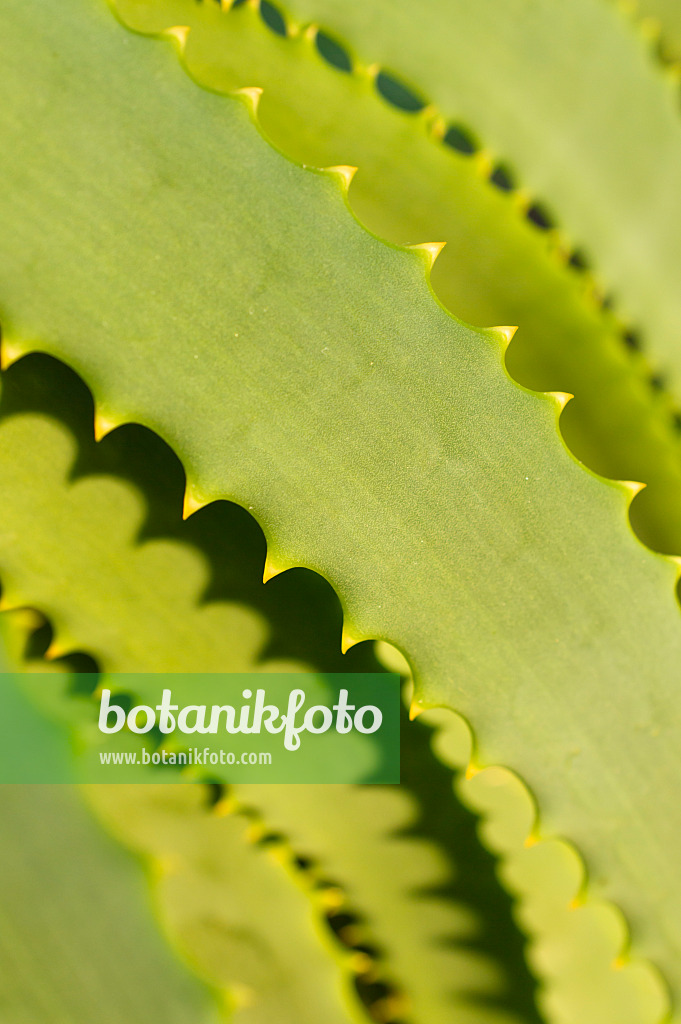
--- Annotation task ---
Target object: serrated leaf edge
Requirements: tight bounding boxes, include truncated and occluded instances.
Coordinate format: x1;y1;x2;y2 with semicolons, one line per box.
169;0;681;429
0;4;678;1019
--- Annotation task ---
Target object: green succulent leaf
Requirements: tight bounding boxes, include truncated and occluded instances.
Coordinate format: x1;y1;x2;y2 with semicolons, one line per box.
0;357;539;1023
112;0;681;555
0;356;365;677
421;702;669;1024
233;781;528;1024
0;785;223;1024
0;619;221;1024
0;413;296;675
2;0;681;1015
636;0;681;63
0;474;364;1024
270;0;681;394
88;786;366;1024
89;771;535;1024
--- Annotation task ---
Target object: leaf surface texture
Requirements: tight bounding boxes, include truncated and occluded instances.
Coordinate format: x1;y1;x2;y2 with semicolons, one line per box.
1;0;681;1012
275;0;681;393
112;0;681;555
0;360;538;1024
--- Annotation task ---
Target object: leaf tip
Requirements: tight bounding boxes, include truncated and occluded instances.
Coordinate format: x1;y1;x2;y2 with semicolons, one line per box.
348;951;373;975
409;698;425;720
227;984;256;1011
318;885;345;911
45;638;71;661
262;551;288;584
619;479;646;500
213;795;238;817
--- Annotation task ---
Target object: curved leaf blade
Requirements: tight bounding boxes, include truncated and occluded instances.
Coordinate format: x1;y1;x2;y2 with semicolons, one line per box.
275;0;681;393
0;616;221;1024
113;0;681;556
0;357;540;1024
1;0;681;1012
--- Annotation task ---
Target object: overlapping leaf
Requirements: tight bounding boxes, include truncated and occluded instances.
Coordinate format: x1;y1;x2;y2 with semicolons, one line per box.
0;619;222;1024
234;782;529;1024
0;357;538;1023
2;0;681;1014
89;786;367;1024
0;355;366;678
275;0;681;394
421;700;669;1024
115;0;681;553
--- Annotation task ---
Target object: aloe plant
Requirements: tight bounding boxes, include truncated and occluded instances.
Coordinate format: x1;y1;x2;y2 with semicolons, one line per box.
2;0;681;1022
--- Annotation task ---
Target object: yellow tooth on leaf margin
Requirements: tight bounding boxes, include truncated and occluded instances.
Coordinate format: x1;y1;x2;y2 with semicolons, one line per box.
325;165;358;192
93;409;119;442
490;325;519;351
262;550;290;583
340;620;364;654
181;485;206;521
234;85;263;116
547;391;574;413
407;241;446;270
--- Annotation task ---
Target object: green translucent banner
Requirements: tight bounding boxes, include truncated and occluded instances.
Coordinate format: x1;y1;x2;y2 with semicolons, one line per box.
0;672;400;783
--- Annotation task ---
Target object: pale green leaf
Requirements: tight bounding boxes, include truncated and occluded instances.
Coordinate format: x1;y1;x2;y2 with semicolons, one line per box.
113;0;681;555
636;0;681;63
423;702;669;1024
1;0;680;1014
276;0;681;394
0;357;540;1023
0;618;221;1024
0;786;222;1024
0;611;364;1024
88;785;366;1024
234;781;527;1024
